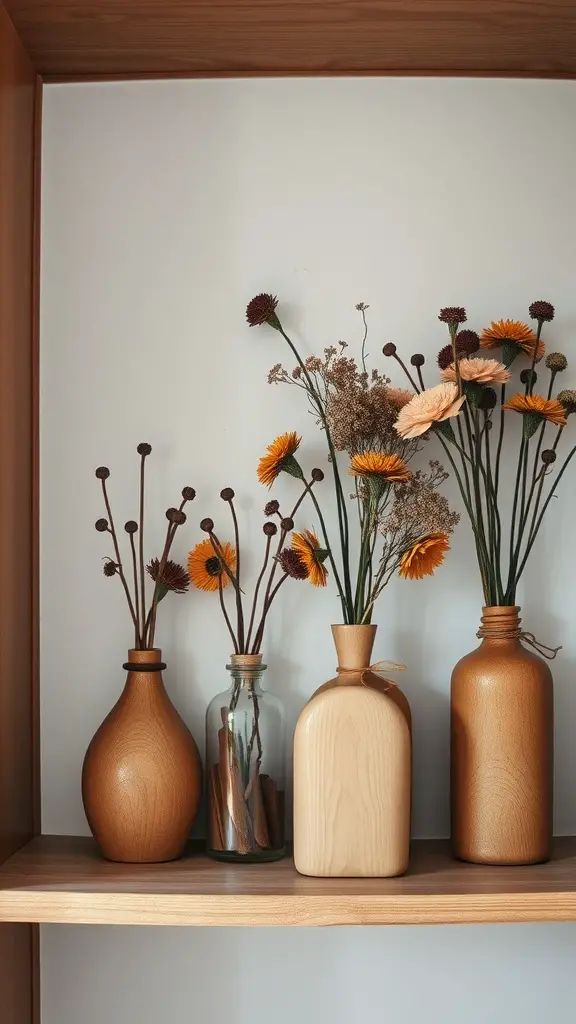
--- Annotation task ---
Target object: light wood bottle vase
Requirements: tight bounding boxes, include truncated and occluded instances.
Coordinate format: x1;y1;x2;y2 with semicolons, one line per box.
294;624;412;878
451;606;553;865
82;648;202;863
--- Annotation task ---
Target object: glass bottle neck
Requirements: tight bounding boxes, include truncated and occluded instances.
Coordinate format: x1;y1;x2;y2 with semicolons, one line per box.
227;667;266;694
227;654;266;692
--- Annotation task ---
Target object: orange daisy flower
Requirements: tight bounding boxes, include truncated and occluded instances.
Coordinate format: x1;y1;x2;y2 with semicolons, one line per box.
188;539;237;592
502;393;567;428
399;533;450;580
349;452;411;483
257;431;302;488
480;320;545;362
291;530;329;587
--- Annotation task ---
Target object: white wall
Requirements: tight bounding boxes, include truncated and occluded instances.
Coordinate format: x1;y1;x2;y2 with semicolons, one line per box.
40;78;576;1024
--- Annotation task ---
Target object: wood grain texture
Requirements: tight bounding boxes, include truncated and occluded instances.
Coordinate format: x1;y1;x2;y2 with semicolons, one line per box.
451;607;553;866
0;0;37;869
0;5;40;1019
294;688;411;877
82;649;202;863
4;836;576;926
5;0;576;78
294;625;411;878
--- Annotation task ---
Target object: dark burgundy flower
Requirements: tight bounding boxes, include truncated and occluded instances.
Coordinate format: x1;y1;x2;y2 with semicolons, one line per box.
439;307;467;325
182;486;196;501
220;488;235;501
456;329;480;355
146;558;190;594
246;293;280;329
263;522;278;536
278;548;308;580
200;518;214;533
103;560;118;577
437;344;454;370
95;467;110;480
264;499;280;517
95;518;108;532
137;443;152;456
382;343;397;357
410;353;425;367
529;300;555;323
124;520;138;533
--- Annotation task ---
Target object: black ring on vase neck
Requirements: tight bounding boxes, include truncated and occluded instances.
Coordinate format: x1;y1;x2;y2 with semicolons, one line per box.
123;662;167;672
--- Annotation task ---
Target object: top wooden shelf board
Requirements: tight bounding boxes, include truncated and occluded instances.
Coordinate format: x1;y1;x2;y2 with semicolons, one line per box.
2;836;576;927
5;0;576;80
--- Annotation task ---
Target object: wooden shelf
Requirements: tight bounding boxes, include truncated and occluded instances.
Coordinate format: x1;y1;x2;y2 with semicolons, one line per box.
2;836;576;927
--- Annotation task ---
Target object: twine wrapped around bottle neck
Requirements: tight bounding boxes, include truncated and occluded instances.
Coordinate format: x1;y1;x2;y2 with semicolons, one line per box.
337;660;406;689
476;608;561;660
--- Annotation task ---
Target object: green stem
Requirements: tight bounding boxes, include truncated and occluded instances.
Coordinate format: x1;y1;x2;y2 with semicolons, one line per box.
526;321;543;395
515;440;576;583
308;487;349;621
435;430;491;602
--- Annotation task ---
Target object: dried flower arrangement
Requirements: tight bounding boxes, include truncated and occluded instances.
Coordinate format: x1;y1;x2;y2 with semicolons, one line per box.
190;454;324;859
246;295;458;624
389;302;576;606
95;443;195;649
187;455;326;654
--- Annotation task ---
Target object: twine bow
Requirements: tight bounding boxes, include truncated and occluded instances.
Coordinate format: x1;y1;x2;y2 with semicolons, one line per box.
339;659;407;689
476;625;561;660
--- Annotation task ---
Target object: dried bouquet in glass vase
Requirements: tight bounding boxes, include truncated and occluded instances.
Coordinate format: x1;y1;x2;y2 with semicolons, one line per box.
389;303;575;866
83;443;202;865
189;454;325;862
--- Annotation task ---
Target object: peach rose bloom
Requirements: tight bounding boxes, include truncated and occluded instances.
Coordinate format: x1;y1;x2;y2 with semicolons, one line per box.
395;382;466;439
441;357;510;386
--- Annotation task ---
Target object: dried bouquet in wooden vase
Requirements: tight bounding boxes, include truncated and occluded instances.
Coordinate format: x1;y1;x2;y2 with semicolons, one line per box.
385;302;575;867
189;455;325;862
389;303;575;609
85;443;201;865
246;295;458;628
95;442;195;648
245;299;459;879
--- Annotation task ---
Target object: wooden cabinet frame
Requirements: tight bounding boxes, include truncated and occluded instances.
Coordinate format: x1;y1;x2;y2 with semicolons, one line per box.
1;3;576;1021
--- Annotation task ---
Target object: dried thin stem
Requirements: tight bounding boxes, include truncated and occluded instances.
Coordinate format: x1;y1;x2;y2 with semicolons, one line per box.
253;574;289;654
100;479;139;634
245;534;272;654
138;455;147;639
219;575;239;654
129;532;142;648
228;498;245;653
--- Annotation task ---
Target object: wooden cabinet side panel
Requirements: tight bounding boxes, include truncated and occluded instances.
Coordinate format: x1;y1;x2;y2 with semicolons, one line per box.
0;5;40;1024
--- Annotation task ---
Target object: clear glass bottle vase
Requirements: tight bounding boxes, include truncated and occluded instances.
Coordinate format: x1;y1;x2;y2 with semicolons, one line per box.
206;654;286;862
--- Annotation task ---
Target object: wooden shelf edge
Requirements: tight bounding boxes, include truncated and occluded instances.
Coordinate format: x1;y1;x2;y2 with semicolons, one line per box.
2;891;576;927
3;836;576;927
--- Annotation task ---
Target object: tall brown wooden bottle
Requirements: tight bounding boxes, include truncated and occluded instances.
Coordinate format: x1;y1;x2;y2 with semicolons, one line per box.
451;606;553;865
